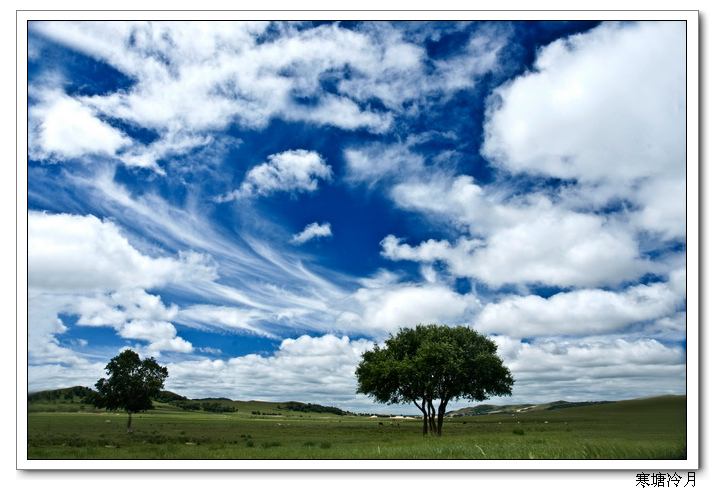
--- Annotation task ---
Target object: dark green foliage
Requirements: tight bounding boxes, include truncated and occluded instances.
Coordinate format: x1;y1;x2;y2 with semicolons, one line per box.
282;401;349;415
356;324;514;436
84;349;168;431
153;390;188;403
200;401;237;413
169;400;203;411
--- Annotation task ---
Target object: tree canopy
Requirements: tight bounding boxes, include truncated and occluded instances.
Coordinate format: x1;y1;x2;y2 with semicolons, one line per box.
85;349;168;432
355;324;514;435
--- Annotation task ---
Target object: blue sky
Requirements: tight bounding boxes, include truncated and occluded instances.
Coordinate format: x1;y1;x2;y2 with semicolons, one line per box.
25;19;689;414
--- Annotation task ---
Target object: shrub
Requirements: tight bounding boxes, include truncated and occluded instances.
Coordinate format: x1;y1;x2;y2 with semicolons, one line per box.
513;427;525;436
261;441;282;449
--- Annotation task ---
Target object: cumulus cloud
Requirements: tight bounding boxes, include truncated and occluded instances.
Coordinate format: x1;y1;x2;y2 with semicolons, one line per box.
120;320;193;355
381;205;649;289
337;283;478;333
64;289;193;356
476;282;685;337
28;291;81;365
630;176;687;239
164;334;376;411
28;90;131;161
482;21;685;183
28;211;217;292
481;21;686;239
28;361;108;395
74;289;179;328
380;22;686;289
490;335;685;403
27;212;217;358
220;150;332;201
291;222;333;245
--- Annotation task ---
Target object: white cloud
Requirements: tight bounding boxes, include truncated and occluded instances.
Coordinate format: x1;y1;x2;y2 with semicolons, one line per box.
431;23;510;92
344;141;426;187
489;335;685;403
476;282;684;337
176;305;275;337
221;150;332;200
286;94;393;133
630;176;687;240
337;283;478;333
377;21;686;296
27;211;219;360
120;320;193;355
481;21;686;241
291;222;333;245
74;289;179;328
482;21;685;183
29;90;131;161
28;211;217;293
28;361;107;395
34;172;353;339
470;211;648;288
27;287;192;364
381;204;649;289
29;21;510;173
164;334;377;411
28;291;81;365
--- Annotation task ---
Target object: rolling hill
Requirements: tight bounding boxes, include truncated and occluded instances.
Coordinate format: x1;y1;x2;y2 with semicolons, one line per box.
28;386;684;419
445;400;615;417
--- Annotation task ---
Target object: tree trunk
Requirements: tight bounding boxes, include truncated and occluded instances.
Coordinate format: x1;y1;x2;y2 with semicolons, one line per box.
437;400;449;436
413;399;428;436
126;411;133;434
428;400;437;434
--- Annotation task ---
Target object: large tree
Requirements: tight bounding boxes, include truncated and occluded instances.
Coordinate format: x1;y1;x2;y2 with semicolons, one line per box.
356;324;514;436
85;349;169;433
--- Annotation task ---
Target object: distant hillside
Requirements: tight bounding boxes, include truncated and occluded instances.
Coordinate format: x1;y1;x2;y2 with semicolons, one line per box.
154;390;189;403
29;387;681;419
27;386;95;404
446;400;615;417
27;387;352;416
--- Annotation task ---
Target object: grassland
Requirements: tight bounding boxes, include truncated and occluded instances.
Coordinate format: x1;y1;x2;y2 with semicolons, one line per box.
25;394;686;460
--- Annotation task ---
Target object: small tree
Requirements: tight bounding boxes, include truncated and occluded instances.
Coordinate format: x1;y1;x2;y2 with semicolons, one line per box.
356;324;514;436
86;349;168;433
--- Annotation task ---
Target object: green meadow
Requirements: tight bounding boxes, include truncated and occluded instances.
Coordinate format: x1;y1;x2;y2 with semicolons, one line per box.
26;394;686;460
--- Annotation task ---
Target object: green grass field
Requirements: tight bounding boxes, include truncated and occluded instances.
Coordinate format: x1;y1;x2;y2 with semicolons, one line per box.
26;395;687;460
